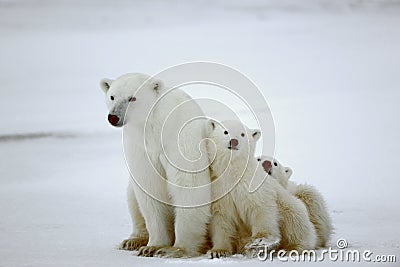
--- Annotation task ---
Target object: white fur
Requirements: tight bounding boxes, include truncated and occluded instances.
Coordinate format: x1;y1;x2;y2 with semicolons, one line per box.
206;120;317;258
101;73;211;257
258;155;333;248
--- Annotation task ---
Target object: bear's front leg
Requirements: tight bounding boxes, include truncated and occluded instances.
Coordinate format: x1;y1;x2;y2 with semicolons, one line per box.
154;205;210;258
155;172;211;258
245;203;281;257
207;199;236;259
133;188;174;257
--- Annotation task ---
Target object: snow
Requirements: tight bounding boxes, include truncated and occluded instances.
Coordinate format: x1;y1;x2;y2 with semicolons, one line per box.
1;0;399;266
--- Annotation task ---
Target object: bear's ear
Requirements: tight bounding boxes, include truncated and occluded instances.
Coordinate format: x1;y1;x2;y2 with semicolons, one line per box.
207;119;217;133
152;79;163;92
251;129;261;141
284;167;293;179
100;78;114;93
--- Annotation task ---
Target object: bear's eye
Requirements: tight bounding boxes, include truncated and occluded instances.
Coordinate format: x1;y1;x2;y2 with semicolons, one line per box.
274;162;278;166
110;96;114;101
224;131;228;135
257;158;261;161
241;133;245;137
129;96;136;102
285;170;288;173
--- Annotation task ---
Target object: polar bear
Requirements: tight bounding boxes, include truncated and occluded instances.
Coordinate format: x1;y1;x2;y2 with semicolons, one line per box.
100;73;211;257
206;120;317;258
258;155;333;248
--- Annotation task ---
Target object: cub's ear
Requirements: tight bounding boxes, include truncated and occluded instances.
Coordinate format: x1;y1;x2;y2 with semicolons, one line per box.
100;78;114;93
251;129;261;141
284;167;293;179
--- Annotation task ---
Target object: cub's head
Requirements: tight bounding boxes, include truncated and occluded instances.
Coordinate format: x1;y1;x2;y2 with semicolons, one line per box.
100;73;163;127
207;119;261;163
257;155;292;188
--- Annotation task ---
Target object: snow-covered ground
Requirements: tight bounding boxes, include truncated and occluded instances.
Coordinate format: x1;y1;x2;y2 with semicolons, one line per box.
1;0;399;266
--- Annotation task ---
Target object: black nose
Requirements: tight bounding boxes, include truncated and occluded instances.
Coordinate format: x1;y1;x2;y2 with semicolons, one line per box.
108;114;119;126
230;138;239;148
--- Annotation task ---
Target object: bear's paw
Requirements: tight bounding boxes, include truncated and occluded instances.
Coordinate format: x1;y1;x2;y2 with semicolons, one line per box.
154;246;188;258
119;236;148;251
244;236;280;258
207;248;232;259
137;245;163;257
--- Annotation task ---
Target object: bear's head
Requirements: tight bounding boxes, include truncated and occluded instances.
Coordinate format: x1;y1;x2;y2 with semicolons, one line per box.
257;155;292;188
207;119;261;165
100;73;163;127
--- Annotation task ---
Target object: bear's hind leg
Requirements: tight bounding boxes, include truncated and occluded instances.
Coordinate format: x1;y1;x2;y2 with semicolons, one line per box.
293;184;333;248
277;191;317;252
119;182;148;251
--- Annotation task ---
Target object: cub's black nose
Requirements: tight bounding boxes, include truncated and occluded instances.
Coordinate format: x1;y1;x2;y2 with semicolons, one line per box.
108;114;120;126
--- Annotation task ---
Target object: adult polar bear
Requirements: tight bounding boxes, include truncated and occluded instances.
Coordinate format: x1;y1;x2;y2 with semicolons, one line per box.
100;73;211;257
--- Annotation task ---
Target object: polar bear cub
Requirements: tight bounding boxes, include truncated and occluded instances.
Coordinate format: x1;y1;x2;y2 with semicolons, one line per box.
206;120;317;258
258;155;333;248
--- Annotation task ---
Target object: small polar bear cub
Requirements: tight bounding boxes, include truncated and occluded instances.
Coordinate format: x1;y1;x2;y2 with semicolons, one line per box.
258;155;333;248
206;120;317;258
